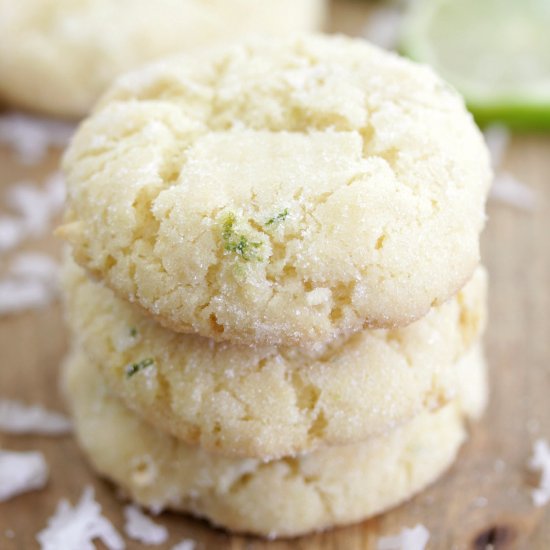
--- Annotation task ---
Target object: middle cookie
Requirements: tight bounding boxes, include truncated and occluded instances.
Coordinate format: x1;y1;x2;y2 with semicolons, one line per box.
63;258;487;459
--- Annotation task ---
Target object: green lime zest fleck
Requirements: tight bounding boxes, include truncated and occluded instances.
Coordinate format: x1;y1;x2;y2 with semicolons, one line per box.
265;208;289;227
221;213;263;262
222;213;237;241
129;327;138;337
126;358;154;378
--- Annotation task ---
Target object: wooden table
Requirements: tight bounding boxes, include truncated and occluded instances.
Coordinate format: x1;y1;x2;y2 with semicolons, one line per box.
1;1;549;548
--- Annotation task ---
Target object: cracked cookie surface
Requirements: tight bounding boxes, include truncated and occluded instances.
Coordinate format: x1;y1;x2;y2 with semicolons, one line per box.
60;34;491;346
0;0;325;117
62;257;487;459
63;343;487;538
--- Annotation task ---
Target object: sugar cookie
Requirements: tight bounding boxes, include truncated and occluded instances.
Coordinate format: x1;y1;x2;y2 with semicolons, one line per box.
63;343;486;538
60;34;491;346
63;257;487;458
0;0;326;117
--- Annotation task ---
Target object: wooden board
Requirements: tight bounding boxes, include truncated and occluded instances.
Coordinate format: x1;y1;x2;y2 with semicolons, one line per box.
1;1;550;548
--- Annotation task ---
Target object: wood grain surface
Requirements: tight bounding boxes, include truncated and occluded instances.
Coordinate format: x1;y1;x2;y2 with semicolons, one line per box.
1;1;550;548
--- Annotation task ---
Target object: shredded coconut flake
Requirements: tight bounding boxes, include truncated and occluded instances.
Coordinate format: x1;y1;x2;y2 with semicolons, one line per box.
490;172;536;211
0;217;26;252
7;183;52;235
377;524;430;550
123;505;168;545
0;399;71;435
0;449;48;502
0;112;74;165
172;540;196;550
6;172;66;235
362;6;403;50
483;124;535;210
0;172;65;254
37;486;125;550
483;124;510;169
528;438;550;507
0;278;54;314
10;252;59;282
483;126;535;212
0;253;60;315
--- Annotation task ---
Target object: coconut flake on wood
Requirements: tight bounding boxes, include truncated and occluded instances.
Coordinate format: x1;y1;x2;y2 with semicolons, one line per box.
0;172;65;254
483;124;510;169
490;172;536;211
172;540;196;550
0;450;48;502
0;217;26;252
37;486;125;550
123;505;168;545
0;112;74;165
5;172;66;236
482;125;535;211
528;438;550;507
0;253;60;315
0;399;71;435
10;252;59;283
0;278;55;314
377;524;430;550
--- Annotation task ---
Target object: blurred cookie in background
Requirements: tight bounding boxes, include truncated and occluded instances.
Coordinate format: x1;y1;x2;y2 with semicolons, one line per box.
0;0;327;118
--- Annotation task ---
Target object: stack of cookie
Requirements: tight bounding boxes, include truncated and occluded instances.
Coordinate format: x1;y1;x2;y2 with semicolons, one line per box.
59;34;491;538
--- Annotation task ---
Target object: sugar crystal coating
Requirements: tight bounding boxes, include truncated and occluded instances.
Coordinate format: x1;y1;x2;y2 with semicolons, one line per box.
63;344;487;538
62;256;487;458
61;34;491;346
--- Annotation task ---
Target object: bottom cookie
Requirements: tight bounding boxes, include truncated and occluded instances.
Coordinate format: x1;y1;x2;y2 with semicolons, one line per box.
63;343;487;539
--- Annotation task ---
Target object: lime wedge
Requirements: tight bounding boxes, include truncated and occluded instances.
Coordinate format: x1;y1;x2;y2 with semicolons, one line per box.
400;0;550;129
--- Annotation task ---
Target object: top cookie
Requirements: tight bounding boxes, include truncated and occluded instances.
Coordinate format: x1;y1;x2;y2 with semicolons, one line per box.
60;34;491;347
0;0;326;117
